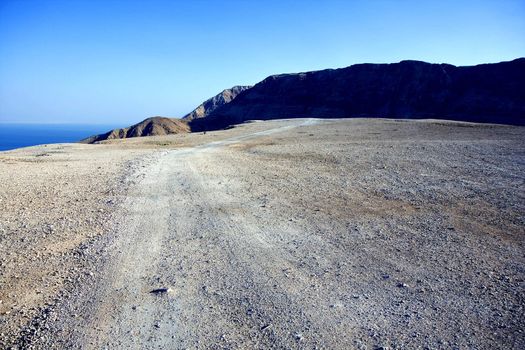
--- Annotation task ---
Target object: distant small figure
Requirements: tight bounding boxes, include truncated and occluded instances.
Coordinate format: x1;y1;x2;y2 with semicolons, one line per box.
150;287;171;294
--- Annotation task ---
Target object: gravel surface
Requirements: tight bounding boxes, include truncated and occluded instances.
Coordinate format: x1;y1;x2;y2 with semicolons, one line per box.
1;118;524;349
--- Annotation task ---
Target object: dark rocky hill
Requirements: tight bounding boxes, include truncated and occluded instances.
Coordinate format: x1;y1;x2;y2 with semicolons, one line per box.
81;117;189;143
190;58;525;131
182;86;251;121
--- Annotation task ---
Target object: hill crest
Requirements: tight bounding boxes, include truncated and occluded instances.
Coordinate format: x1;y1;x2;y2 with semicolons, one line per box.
81;117;189;143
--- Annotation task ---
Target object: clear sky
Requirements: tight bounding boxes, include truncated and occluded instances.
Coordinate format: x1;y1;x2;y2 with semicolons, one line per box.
0;0;524;125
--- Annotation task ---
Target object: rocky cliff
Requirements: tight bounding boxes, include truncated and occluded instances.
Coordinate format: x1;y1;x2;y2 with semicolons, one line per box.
190;58;525;131
182;86;251;121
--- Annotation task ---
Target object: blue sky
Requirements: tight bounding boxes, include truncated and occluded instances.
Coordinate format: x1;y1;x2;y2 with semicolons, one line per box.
0;0;524;125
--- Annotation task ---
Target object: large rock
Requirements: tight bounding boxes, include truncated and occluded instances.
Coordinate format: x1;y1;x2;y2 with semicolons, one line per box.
190;58;525;131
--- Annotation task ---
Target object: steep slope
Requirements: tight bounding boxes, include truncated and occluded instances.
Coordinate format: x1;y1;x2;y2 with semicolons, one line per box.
189;58;525;130
182;86;251;121
82;117;189;143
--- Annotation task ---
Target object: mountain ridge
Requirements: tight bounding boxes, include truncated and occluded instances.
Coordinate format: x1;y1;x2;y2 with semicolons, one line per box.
190;58;525;131
82;58;525;143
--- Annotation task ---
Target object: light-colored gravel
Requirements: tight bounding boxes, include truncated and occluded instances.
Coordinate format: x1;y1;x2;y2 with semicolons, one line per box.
0;143;156;348
1;118;524;349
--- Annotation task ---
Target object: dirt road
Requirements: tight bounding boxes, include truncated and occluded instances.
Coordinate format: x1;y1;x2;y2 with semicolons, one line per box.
59;120;307;347
71;120;329;349
2;118;524;349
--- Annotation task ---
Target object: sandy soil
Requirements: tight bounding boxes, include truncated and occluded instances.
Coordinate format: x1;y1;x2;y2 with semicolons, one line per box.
0;118;524;349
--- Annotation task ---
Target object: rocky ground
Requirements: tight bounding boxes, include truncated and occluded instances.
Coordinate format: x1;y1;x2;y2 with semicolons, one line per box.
0;118;524;349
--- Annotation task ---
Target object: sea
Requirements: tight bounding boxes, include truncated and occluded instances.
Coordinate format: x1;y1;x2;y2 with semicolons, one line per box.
0;123;121;151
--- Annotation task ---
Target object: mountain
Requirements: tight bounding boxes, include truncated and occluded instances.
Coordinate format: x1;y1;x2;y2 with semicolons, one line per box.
81;117;190;143
182;85;251;121
81;86;249;143
189;58;525;131
82;58;525;143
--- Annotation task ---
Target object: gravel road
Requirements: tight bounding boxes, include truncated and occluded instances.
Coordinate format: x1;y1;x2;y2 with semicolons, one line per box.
1;118;524;349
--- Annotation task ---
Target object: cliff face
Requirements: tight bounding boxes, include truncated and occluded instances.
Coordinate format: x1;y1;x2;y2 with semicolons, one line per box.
190;58;525;130
81;117;189;143
182;86;252;121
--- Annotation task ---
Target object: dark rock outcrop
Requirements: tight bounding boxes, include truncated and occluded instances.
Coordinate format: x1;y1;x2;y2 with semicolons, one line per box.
182;86;252;121
81;116;189;143
190;58;525;131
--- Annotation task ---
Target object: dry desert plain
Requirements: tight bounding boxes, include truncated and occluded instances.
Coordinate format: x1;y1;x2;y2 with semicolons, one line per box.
0;118;524;349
